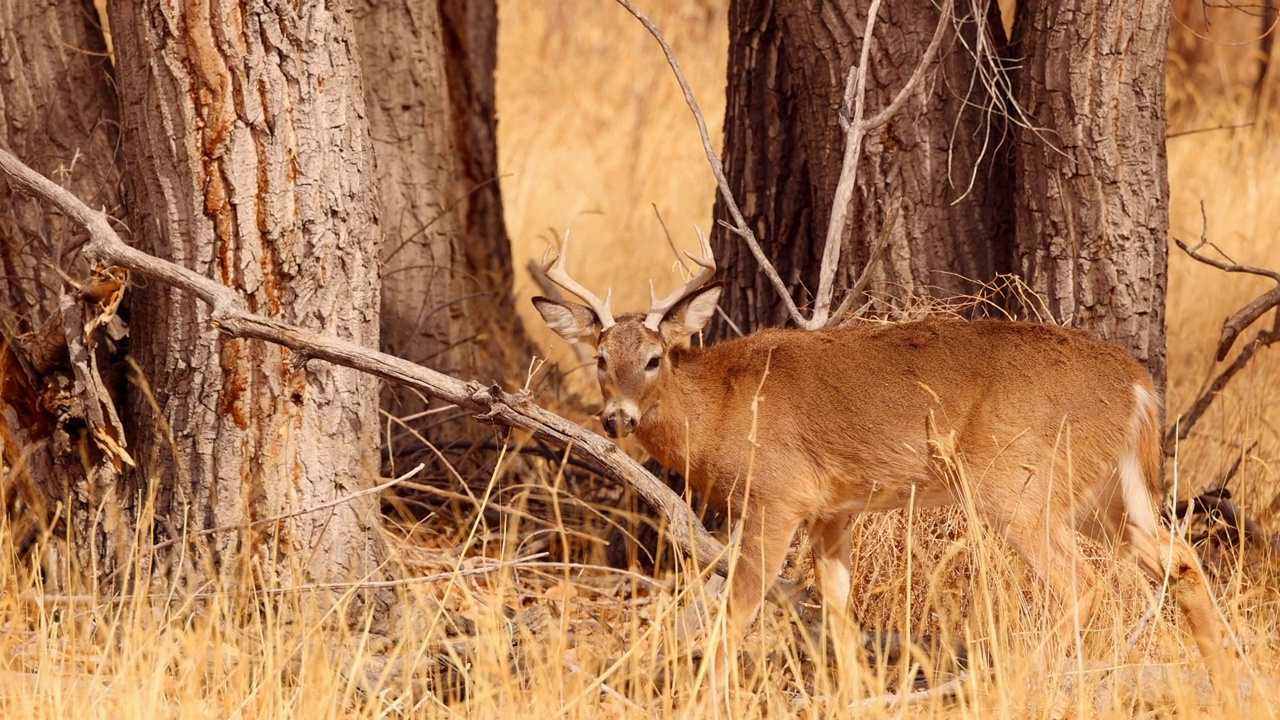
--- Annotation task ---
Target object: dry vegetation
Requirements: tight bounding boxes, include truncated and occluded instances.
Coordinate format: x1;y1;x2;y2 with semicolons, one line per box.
3;1;1280;717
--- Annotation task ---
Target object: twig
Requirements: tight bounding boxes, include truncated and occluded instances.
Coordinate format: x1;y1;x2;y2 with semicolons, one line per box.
1163;321;1280;453
0;145;737;585
830;204;900;322
1166;206;1280;451
811;0;953;329
612;0;803;324
615;0;951;330
1175;203;1280;360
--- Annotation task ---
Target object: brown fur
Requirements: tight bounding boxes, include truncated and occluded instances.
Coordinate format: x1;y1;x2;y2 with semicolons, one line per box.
535;292;1235;692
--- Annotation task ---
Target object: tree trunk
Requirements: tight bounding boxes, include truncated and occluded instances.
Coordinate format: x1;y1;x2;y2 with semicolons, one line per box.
107;0;390;599
711;0;1014;339
1010;0;1171;389
355;0;526;481
437;0;515;285
0;0;120;331
0;0;122;584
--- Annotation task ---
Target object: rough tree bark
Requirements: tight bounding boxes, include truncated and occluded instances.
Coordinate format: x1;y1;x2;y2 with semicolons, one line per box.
0;0;122;579
710;0;1014;339
106;0;390;597
354;0;527;481
437;0;516;285
1010;0;1171;388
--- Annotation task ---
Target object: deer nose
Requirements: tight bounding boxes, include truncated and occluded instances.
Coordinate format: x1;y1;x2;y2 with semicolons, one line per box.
602;412;636;439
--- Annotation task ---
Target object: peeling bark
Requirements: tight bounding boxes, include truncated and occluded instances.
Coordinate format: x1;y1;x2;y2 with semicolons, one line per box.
107;0;390;598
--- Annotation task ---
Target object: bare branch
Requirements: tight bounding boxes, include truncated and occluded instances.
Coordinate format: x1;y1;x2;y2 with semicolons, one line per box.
616;0;952;331
1163;319;1280;453
829;204;900;325
0;145;738;583
613;0;805;326
1174;203;1280;359
1167;205;1280;451
810;0;954;328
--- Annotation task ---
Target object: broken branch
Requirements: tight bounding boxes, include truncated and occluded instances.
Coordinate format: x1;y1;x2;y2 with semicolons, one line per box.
0;145;734;580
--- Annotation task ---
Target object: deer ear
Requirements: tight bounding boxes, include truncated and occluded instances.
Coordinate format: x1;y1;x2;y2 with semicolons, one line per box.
658;283;722;344
532;297;603;347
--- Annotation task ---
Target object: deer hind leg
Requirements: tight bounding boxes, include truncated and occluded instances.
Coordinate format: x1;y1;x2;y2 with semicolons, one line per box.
1099;442;1236;692
810;516;853;621
1004;512;1103;663
968;442;1102;665
1118;521;1235;686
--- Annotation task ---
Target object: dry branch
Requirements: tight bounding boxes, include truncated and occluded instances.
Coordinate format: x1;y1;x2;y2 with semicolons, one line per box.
1166;209;1280;451
615;0;953;330
0;146;735;582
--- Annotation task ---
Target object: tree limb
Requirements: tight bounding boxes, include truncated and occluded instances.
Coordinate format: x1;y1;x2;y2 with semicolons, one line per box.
615;0;953;330
812;0;953;328
1167;206;1280;451
0;145;735;581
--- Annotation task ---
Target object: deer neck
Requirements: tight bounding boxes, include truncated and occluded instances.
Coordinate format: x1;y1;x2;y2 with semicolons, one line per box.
633;347;709;473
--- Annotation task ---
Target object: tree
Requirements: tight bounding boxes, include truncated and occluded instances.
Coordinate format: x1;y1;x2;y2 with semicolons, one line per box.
0;0;122;574
355;0;528;481
0;0;528;601
711;0;1013;339
711;0;1172;389
1011;0;1172;389
102;0;390;595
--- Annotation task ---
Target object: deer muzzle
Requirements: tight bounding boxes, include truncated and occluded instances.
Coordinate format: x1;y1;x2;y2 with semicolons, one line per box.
601;407;637;439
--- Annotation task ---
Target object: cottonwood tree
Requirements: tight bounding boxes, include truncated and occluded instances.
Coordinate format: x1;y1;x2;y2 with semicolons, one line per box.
356;0;529;482
0;0;525;599
711;0;1172;388
106;0;391;597
0;0;122;573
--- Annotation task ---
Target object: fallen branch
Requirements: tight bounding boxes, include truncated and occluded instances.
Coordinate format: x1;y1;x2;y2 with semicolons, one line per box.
1166;205;1280;451
0;146;734;582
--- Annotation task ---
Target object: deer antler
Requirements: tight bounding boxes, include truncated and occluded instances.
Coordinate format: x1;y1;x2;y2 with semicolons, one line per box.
644;228;717;331
542;232;617;329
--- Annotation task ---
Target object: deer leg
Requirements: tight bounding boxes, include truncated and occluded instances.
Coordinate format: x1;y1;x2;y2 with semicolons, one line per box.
810;516;854;616
707;505;800;695
997;509;1102;664
1121;522;1237;692
805;515;861;678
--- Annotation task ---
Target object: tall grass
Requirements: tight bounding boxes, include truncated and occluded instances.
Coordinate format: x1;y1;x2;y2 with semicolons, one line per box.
2;1;1278;717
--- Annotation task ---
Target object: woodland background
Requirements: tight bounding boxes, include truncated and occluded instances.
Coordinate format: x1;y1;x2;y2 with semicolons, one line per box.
0;0;1278;717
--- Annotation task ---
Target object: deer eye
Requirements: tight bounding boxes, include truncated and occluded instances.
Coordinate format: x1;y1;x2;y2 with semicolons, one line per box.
645;356;661;371
596;355;607;370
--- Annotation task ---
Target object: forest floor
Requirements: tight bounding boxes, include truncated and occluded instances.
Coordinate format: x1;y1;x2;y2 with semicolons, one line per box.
3;1;1279;718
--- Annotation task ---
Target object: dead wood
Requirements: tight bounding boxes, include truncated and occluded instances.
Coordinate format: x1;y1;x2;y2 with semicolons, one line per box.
0;146;741;585
1166;203;1280;453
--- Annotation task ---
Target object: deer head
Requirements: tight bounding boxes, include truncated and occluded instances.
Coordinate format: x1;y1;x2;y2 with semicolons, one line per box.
532;233;720;438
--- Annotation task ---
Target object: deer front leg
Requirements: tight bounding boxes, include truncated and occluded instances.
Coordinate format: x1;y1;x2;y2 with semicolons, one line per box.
707;505;800;696
810;516;856;659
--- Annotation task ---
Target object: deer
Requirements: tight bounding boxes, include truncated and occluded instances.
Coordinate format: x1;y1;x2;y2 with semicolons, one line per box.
531;234;1236;695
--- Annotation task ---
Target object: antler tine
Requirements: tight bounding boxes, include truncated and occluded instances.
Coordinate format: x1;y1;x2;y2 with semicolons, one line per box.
644;228;717;330
542;232;616;329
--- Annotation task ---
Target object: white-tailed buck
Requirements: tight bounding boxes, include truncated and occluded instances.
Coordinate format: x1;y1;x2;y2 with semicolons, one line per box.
533;235;1234;690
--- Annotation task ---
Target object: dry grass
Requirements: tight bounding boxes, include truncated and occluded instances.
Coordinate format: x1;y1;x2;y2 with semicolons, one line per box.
4;1;1280;717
